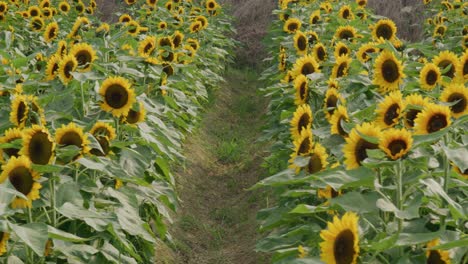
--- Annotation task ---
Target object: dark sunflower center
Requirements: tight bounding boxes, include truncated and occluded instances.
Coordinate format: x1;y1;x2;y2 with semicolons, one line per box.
426;250;445;264
0;231;4;240
307;153;322;174
173;36;182;48
288;22;298;32
311;16;319;24
425;70;438;85
160;23;166;29
384;103;400;126
388;139;407;156
75;50;92;67
122;17;130;23
382;59;400;83
64;61;74;78
30;9;39;16
326;95;338;116
0;5;6;12
299;82;307;101
358;0;366;6
355;138;378;165
297;36;307;51
125;109;140;124
105;85;129;109
160;38;172;47
317;47;325;61
48;27;57;38
339;47;348;56
297;114;310;132
337;117;348;137
427;114;448;133
333;229;356;264
162;52;175;62
436;26;445;35
301;62;316;75
337;62;347;78
76;4;84;12
59;131;83;149
9;167;33;195
339;30;354;40
51;62;59;75
438;60;455;78
447;93;466;114
17;101;27;124
90;136;110;156
33;20;43;30
144;43;154;54
342;9;350;19
405;109;420;128
463;60;468;76
297;137;311;155
60;5;68;11
208;2;215;8
163;64;174;76
376;24;393;40
29;132;53;165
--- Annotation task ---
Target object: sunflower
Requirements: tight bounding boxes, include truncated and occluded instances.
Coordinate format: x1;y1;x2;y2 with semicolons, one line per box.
30;16;45;31
89;135;111;157
404;94;431;128
306;31;319;45
44;22;59;43
10;95;29;128
283;18;301;34
195;15;208;29
338;5;354;20
462;36;468;50
453;165;467;178
0;128;23;158
186;38;200;51
122;101;146;125
335;26;357;42
305;142;328;174
372;19;397;41
0;2;8;13
28;5;41;17
45;54;60;81
172;31;184;49
58;1;70;13
457;51;468;82
343;122;382;169
56;40;67;58
379;128;413;160
126;20;141;36
309;10;320;25
205;0;218;11
356;42;378;63
320;212;360;264
99;77;136;117
433;50;459;83
70;43;96;72
324;88;345;121
189;21;203;33
294;75;309;105
291;55;320;79
0;156;42;209
293;31;308;55
75;1;85;14
440;83;468;118
57;54;77;84
158;21;168;30
146;0;157;6
55;122;90;158
290;104;313;139
420;63;441;91
373;50;405;93
0;232;9;256
334;42;350;58
119;14;132;24
26;96;46;126
426;239;451;264
279;51;287;72
433;24;447;38
414;104;452;134
90;121;116;141
375;90;404;128
138;36;156;58
320;2;332;13
124;0;136;4
292;128;313;156
20;125;54;165
330;105;349;138
356;0;367;7
328;79;340;90
96;23;110;33
332;55;352;79
313;43;327;63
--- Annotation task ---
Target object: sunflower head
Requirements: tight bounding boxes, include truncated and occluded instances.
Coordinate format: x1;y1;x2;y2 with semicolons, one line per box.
356;42;378;63
283;18;301;34
379;128;413;160
414;103;452;134
426;239;451;264
433;50;459;83
45;54;61;81
375;90;405;128
320;212;360;264
457;51;468;82
30;16;45;31
122;101;146;125
69;43;96;72
58;1;70;13
334;42;350;58
372;19;397;41
55;122;90;160
313;42;327;63
324;88;345;121
44;22;59;43
119;14;132;24
404;94;431;128
290;104;313;139
90;121;116;141
20;125;55;165
372;50;405;93
0;232;9;256
305;142;328;174
293;75;309;105
440;83;468;118
309;10;320;24
293;31;308;55
335;26;357;42
99;76;136;117
330;105;349;138
338;5;354;20
57;54;77;84
292;55;320;79
343;122;382;169
9;95;29;128
293;128;313;156
332;55;352;79
0;128;23;159
172;31;185;49
420;63;441;91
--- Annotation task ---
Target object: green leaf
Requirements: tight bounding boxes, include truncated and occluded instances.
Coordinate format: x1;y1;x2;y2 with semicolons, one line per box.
289;204;328;215
443;147;468;172
396;232;441;246
10;223;48;256
413;127;450;146
7;256;24;264
56;181;83;207
313;166;376;190
54;242;98;262
77;157;107;171
99;241;138;264
431;236;468;250
48;226;91;243
331;192;379;213
31;164;65;173
369;233;398;251
420;178;466;220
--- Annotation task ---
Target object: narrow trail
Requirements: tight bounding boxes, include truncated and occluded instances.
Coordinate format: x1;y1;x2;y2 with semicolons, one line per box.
164;68;269;263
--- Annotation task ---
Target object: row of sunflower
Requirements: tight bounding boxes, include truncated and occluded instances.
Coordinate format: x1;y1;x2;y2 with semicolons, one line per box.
253;0;466;263
0;0;234;262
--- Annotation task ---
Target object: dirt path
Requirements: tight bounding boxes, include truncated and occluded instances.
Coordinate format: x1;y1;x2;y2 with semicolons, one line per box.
161;67;269;264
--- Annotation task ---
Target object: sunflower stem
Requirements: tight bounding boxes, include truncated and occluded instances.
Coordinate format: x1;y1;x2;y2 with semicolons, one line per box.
395;160;404;257
440;134;450;232
80;81;86;117
50;176;57;227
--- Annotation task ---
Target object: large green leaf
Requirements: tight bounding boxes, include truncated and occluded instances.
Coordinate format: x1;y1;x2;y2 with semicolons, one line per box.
10;223;48;256
443;146;468;172
48;226;91;243
331;191;379;213
421;179;466;220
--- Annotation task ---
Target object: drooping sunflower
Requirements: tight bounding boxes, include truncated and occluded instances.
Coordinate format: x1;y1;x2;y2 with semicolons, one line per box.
57;54;77;84
186;38;200;51
320;212;360;264
426;239;451;264
293;31;308;55
334;42;350;58
343;122;382;169
30;16;45;31
338;5;354;20
404;93;431;128
332;55;352;79
293;74;309;105
96;23;110;33
414;103;452;134
0;232;9;256
20;125;54;165
313;42;327;63
55;122;90;158
0;128;23;158
433;50;459;83
375;90;405;128
291;55;320;79
10;95;29;128
45;54;60;81
372;19;397;41
372;50;405;93
69;43;96;72
290;104;313;139
138;36;157;58
419;63;441;91
122;101;146;125
44;21;59;43
292;128;313;156
328;79;340;90
324;88;345;121
335;25;358;42
330;105;349;138
379;128;413;160
0;156;42;209
99;76;136;117
283;18;301;34
440;83;468;118
356;42;378;63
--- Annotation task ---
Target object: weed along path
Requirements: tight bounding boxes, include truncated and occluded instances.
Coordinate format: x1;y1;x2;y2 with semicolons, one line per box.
165;68;269;264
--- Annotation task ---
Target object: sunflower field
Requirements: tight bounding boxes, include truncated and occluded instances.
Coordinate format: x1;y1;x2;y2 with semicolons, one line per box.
253;0;467;263
0;0;234;262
